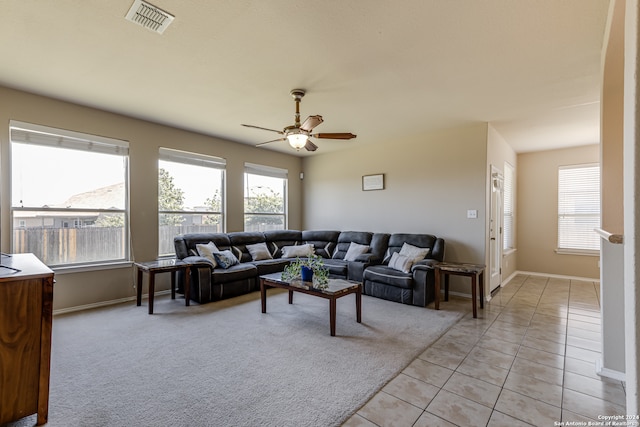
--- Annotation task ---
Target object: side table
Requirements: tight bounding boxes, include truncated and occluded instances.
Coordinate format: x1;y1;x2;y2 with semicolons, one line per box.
135;259;191;314
434;262;485;318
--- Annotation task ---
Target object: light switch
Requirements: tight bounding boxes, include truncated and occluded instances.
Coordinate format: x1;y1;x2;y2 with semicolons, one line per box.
467;209;478;219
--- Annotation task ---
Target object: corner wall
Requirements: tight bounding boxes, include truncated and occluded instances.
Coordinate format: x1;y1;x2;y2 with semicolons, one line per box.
516;145;600;278
0;86;303;310
302;123;489;295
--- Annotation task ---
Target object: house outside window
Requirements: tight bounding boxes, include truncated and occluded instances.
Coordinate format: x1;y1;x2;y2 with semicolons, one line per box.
557;163;601;254
158;148;226;256
10;121;130;267
244;163;287;232
503;162;515;251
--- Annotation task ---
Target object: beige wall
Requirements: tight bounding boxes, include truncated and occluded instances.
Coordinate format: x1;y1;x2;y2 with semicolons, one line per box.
0;86;302;310
302;123;489;294
601;0;625;235
516;144;600;278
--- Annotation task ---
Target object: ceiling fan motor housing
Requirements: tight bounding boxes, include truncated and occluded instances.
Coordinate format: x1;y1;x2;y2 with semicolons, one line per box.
242;88;356;152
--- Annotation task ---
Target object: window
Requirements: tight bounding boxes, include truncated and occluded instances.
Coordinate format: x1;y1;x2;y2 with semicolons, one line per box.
503;162;514;251
158;148;225;256
10;121;129;267
558;163;600;253
244;163;287;232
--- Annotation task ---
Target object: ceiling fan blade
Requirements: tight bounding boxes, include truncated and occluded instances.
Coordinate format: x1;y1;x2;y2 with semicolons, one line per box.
242;124;284;134
256;138;286;147
304;139;318;152
300;115;323;132
311;132;357;140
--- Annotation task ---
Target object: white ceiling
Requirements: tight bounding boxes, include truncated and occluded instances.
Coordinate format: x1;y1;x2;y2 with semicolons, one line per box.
0;0;610;155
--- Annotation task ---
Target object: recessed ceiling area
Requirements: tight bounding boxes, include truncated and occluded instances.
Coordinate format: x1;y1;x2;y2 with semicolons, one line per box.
0;1;610;155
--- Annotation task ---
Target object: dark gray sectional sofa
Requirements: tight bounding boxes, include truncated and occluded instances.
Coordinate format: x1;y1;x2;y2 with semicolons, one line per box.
173;229;445;307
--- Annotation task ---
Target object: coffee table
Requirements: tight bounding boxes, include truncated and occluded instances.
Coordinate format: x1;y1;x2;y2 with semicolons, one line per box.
259;272;362;336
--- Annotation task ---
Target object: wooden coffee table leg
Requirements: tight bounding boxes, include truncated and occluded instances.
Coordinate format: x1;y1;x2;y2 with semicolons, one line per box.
171;271;176;300
289;290;294;304
434;268;441;310
148;272;155;315
184;267;190;307
471;274;477;318
479;271;484;309
356;286;362;323
444;273;450;301
330;297;337;336
260;279;267;313
136;268;143;307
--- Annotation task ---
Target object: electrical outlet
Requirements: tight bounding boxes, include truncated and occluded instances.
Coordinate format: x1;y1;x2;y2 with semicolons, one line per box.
467;209;478;219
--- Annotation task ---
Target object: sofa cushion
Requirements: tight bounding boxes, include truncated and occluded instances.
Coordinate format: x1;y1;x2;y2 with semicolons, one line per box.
281;244;314;258
213;250;239;269
363;265;414;289
211;262;257;283
384;233;437;262
301;230;340;258
226;232;267;262
246;242;273;261
388;252;413;273
252;258;291;276
196;241;220;267
332;231;373;260
174;233;231;260
343;242;370;261
399;243;430;263
264;230;303;258
322;259;348;278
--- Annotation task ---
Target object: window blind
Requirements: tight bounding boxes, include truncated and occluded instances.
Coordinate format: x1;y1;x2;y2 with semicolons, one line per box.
558;164;600;252
159;147;226;169
503;162;514;250
244;162;288;179
10;120;128;155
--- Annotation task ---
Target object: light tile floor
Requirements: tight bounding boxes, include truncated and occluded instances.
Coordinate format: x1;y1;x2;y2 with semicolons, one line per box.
343;274;626;427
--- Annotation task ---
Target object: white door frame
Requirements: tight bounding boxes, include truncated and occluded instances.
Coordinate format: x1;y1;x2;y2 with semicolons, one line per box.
489;166;503;293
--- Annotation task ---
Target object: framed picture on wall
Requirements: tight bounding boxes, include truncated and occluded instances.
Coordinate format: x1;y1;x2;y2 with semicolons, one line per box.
362;174;384;191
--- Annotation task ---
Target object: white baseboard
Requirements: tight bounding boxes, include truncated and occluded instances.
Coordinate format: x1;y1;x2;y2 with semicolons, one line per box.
595;358;626;382
53;290;172;316
446;269;599;302
516;270;600;283
501;271;519;287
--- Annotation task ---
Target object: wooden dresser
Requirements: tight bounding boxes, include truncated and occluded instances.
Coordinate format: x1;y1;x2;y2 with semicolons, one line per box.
0;253;54;426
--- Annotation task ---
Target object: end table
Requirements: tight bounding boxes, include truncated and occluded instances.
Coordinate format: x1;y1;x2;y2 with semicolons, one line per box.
135;259;191;314
434;262;485;318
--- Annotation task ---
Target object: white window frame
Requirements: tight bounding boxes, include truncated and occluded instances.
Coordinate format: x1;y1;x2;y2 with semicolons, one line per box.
243;162;288;232
557;163;601;255
503;162;515;252
158;148;226;257
10;120;130;269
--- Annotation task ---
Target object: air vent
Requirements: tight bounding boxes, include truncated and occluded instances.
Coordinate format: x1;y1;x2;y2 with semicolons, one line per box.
125;0;174;34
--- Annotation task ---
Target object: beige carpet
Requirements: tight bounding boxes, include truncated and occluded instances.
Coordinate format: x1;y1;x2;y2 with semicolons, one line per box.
9;290;463;427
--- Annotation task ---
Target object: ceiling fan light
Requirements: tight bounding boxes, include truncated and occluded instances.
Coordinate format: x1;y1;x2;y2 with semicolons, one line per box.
287;133;308;149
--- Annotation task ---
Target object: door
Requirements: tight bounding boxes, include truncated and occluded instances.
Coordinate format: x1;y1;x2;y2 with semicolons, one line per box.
489;166;503;293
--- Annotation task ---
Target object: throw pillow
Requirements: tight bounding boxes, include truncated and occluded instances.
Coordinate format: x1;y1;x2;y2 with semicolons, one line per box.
281;244;314;258
399;243;430;263
388;252;413;274
246;242;273;261
343;242;370;261
196;241;220;268
212;250;239;269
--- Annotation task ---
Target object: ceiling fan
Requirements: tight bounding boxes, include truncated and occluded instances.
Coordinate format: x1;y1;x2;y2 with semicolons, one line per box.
242;89;357;152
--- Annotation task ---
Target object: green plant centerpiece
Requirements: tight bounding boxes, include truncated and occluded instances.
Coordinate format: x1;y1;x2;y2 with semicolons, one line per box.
282;253;330;289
